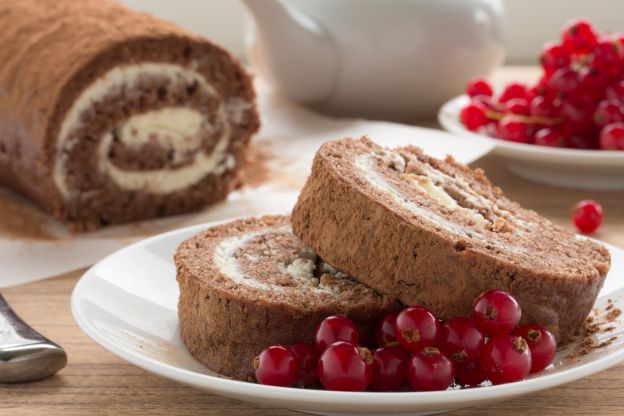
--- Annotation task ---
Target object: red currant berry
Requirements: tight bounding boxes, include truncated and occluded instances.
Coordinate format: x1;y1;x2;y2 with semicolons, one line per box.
497;116;532;143
370;346;409;391
540;41;571;76
605;80;624;101
548;67;580;94
499;82;529;103
514;325;557;373
479;335;532;385
560;97;595;133
594;100;624;128
530;96;560;118
472;289;521;337
375;312;398;347
454;359;487;387
466;77;493;98
288;343;319;385
572;200;604;234
561;19;598;53
254;345;300;387
504;98;530;116
600;122;624;150
317;342;372;391
438;317;485;364
534;127;565;147
472;94;501;111
314;315;359;352
395;306;440;352
406;347;454;391
460;103;488;131
592;37;624;78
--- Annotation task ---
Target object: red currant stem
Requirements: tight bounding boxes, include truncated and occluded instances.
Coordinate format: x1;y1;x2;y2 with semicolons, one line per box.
484;109;559;125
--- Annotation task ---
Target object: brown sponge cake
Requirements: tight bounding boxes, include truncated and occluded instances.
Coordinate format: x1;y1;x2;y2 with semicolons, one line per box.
0;0;259;230
175;215;398;380
291;137;611;342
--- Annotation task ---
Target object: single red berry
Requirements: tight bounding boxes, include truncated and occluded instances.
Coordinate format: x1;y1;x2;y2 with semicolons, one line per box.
472;94;501;111
534;127;566;147
548;67;580;94
466;77;493;98
605;80;624;101
499;83;529;103
460;103;488;131
438;317;485;365
375;312;398;347
560;97;595;133
530;96;560;118
594;100;624;128
288;343;319;385
254;345;300;387
572;200;604;234
314;315;360;352
497;116;532;143
592;37;624;78
370;346;409;391
317;342;372;391
454;359;487;387
406;347;455;391
600;122;624;150
479;335;532;385
561;19;598;53
580;67;609;100
514;325;557;373
504;98;530;116
540;41;571;76
395;306;440;352
472;289;521;337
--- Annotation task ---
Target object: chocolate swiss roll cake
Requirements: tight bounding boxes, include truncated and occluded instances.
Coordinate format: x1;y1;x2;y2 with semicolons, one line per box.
292;137;611;342
0;0;259;230
175;215;398;380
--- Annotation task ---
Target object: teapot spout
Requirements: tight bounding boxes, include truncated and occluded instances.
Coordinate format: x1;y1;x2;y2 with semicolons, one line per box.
242;0;337;105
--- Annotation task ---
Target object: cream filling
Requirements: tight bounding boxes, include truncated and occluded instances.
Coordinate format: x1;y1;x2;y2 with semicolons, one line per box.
213;227;345;294
355;154;488;242
53;63;251;197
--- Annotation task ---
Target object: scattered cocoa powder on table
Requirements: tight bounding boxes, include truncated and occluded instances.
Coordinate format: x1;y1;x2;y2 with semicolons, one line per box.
0;190;56;240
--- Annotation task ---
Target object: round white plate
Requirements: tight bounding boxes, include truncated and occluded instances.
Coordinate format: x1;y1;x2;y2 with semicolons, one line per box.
438;95;624;190
71;221;624;416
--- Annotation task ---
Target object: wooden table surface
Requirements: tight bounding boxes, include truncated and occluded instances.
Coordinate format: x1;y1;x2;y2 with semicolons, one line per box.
2;67;624;415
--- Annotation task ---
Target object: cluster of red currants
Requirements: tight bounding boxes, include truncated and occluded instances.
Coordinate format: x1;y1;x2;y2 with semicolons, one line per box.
460;19;624;150
253;290;557;391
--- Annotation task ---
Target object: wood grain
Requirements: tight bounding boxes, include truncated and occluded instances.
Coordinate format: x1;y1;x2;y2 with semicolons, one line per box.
1;66;623;414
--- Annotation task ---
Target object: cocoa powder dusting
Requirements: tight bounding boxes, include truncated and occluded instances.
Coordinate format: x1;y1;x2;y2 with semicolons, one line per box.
239;141;275;188
0;190;56;240
567;303;622;358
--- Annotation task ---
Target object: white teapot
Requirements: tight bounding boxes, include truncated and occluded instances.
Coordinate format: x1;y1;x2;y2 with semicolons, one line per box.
242;0;505;121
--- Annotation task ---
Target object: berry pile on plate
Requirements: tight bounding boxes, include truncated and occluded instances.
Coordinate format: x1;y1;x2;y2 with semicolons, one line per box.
253;290;557;391
460;19;624;150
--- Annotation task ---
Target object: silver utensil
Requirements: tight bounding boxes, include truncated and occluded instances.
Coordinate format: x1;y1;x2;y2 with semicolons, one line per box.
0;293;67;383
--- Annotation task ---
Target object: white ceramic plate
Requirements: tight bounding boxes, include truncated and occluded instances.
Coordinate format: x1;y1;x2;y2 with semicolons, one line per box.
438;95;624;191
71;221;624;416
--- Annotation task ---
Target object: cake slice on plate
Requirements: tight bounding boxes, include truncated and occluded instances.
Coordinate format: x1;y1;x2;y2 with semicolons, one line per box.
291;137;611;342
175;215;398;381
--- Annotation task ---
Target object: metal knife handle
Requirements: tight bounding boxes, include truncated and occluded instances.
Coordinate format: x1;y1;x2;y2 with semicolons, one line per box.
0;293;67;383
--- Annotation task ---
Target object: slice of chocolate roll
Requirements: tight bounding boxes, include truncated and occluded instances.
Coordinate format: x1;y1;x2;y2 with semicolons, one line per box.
291;137;611;342
175;215;398;381
0;0;259;230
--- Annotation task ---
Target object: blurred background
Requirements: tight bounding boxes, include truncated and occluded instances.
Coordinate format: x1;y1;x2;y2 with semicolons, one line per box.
122;0;624;63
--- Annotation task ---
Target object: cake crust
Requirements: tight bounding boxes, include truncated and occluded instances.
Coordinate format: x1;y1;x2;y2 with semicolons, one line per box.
175;215;398;380
291;137;611;342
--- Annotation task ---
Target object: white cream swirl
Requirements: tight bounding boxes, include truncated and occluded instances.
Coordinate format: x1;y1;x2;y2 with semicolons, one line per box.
53;63;252;197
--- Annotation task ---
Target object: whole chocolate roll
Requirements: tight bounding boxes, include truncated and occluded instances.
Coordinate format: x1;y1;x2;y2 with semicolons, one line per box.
0;0;259;230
